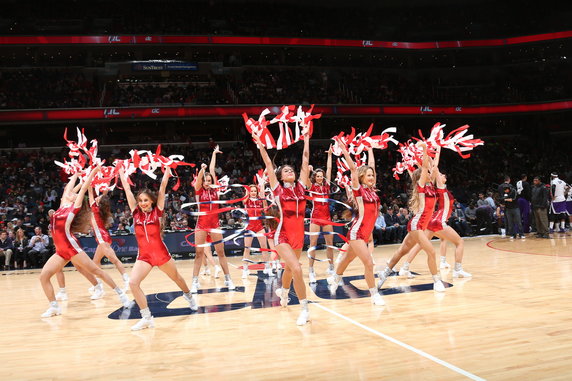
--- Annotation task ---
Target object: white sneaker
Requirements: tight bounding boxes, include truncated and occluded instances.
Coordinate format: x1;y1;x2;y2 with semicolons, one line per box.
55;291;68;301
225;279;236;290
88;284;96;294
183;293;199;311
123;279;130;293
296;309;310;326
377;271;388;289
118;292;132;308
433;280;446;292
242;267;249;279
90;285;105;300
214;265;222;279
440;261;451;269
398;267;415;279
326;275;341;294
453;269;472;278
131;316;154;331
190;279;200;294
309;270;316;283
41;305;61;318
371;292;385;306
275;288;289;307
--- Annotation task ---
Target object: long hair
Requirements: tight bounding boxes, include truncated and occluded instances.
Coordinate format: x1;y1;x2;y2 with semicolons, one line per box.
97;195;113;229
265;204;280;232
408;168;422;214
70;201;92;234
136;189;165;236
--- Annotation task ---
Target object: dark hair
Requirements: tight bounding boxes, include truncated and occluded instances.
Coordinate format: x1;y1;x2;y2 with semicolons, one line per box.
70;202;92;234
275;165;295;183
521;174;527;180
533;176;541;181
265;205;280;231
98;195;113;229
504;175;511;182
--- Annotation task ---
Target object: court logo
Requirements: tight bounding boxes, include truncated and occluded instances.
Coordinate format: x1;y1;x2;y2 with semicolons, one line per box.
108;271;450;320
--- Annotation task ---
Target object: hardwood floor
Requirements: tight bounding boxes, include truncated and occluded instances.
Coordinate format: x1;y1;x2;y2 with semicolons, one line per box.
1;233;571;380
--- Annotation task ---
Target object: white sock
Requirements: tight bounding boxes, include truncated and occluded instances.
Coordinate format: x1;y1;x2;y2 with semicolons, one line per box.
440;256;447;263
300;299;309;311
122;273;129;281
114;287;124;295
59;287;66;293
328;263;334;270
225;274;231;281
140;307;151;319
432;274;442;283
383;266;392;276
96;277;103;285
309;267;315;273
402;262;410;270
550;222;554;229
369;287;378;297
561;222;566;230
184;291;193;298
192;276;199;283
454;262;462;271
50;300;58;308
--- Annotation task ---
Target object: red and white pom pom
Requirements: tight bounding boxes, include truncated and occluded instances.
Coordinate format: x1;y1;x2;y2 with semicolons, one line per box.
331;124;398;157
244;105;320;150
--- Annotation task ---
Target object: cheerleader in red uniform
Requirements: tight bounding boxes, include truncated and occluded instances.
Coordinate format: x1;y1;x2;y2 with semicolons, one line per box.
119;167;197;331
326;140;385;306
241;184;270;279
253;132;311;326
376;142;446;292
191;146;235;293
399;147;471;278
39;167;131;318
87;187;130;295
307;146;334;283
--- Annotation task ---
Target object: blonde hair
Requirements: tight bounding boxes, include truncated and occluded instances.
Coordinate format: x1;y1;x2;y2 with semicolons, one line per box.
357;166;374;185
408;168;422;214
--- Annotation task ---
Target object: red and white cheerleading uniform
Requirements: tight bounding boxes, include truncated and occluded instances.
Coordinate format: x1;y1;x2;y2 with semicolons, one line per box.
133;206;171;266
272;181;307;250
51;204;84;261
90;201;112;245
347;185;380;241
244;197;265;233
408;183;437;231
309;182;331;226
427;186;454;233
195;186;220;231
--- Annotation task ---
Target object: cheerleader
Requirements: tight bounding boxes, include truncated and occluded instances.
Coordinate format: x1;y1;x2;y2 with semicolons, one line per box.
399;147;471;278
376;143;446;292
327;140;385;306
307;146;334;283
242;184;271;278
253;132;311;326
191;146;235;293
87;187;130;296
119;167;197;331
39;168;131;318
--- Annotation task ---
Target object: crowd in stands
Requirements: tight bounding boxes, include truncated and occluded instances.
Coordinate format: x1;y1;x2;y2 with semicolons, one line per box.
0;130;569;269
1;61;571;110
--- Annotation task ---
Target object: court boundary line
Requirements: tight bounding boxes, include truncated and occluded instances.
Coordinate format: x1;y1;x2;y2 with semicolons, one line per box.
486;239;572;257
312;303;486;381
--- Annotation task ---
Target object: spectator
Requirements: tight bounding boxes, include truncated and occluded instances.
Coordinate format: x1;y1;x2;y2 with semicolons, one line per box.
13;228;29;269
28;226;50;267
449;201;473;237
531;176;550;238
0;230;14;270
464;202;478;226
499;176;524;239
373;211;388;246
